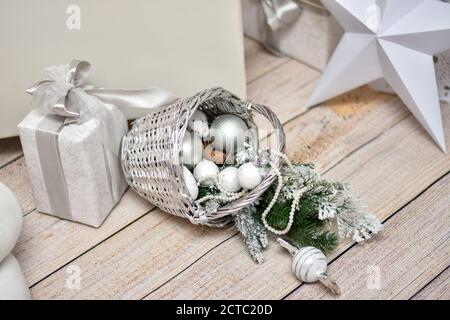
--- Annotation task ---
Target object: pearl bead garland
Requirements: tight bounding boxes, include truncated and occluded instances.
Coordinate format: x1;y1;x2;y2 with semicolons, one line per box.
260;150;308;235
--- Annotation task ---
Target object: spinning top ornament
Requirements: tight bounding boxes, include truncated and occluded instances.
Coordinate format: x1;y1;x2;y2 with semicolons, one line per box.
278;238;341;296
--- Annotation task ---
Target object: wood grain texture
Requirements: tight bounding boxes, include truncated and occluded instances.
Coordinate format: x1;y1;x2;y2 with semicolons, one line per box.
144;108;450;300
13;190;153;287
30;208;236;299
245;38;288;83
411;267;450;300
0;136;22;168
286;174;450;300
31;88;417;299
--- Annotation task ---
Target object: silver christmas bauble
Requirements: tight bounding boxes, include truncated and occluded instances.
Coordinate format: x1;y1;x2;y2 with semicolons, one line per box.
193;160;219;186
181;131;203;166
237;162;262;190
218;167;241;193
210;114;248;154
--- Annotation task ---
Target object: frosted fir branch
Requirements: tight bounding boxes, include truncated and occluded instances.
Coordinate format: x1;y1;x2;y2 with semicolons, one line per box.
335;195;383;242
234;206;268;264
273;163;383;243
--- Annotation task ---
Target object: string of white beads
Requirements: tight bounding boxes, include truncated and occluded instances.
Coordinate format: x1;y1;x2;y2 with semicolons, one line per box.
260;150;309;235
261;160;287;234
195;176;247;205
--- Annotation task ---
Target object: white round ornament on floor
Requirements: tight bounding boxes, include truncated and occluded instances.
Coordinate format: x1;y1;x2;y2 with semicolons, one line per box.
210;114;248;154
0;183;23;263
0;254;30;300
218;167;241;193
237;163;262;190
187;110;210;138
182;166;198;200
193;160;219;186
181;131;203;166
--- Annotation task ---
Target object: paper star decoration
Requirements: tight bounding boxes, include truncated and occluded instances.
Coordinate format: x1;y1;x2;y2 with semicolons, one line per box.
306;0;450;151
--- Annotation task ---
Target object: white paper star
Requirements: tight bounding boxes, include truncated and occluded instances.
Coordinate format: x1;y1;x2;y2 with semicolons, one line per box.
306;0;450;151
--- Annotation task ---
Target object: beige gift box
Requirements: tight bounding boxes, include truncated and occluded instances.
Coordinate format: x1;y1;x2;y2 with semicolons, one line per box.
0;0;246;138
241;0;343;71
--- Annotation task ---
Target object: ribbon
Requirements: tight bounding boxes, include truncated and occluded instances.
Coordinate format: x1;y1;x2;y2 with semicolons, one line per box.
259;0;304;55
26;60;177;123
27;60;177;220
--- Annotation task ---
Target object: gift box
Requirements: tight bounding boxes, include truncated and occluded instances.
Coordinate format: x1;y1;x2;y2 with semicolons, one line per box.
0;0;246;138
18;61;128;227
241;0;344;71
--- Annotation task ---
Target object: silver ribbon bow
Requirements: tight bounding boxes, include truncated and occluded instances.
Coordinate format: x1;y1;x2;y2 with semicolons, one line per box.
26;59;177;123
259;0;303;55
26;60;177;221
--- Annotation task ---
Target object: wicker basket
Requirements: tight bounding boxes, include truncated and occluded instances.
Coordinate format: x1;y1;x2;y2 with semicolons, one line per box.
121;87;285;227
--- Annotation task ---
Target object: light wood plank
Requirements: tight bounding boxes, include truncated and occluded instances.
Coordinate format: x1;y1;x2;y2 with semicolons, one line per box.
0;136;22;168
144;108;450;300
0;157;34;214
286;174;450;300
411;268;450;300
30;89;412;299
13;189;153;287
30;208;236;299
245;38;289;83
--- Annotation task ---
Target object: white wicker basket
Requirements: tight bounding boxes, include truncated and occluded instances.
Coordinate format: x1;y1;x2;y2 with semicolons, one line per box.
121;87;285;227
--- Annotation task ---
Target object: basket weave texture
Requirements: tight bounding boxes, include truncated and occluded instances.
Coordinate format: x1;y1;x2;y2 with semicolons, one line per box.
121;87;285;227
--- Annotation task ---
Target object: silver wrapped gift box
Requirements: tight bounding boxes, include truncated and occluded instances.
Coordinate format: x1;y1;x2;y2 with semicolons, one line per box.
241;0;343;71
17;60;148;227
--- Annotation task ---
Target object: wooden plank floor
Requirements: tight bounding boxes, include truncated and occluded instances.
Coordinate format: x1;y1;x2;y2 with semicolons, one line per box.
1;38;449;300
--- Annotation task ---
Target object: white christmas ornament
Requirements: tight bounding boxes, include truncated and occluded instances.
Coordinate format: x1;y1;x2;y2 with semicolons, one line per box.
278;238;340;295
218;167;241;193
0;183;23;262
210;114;248;154
187;110;210;138
0;254;31;300
182;166;198;200
307;0;450;151
194;160;219;186
237;163;262;190
181;131;203;166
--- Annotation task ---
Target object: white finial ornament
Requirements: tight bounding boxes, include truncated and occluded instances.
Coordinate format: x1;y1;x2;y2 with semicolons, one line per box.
278;238;341;296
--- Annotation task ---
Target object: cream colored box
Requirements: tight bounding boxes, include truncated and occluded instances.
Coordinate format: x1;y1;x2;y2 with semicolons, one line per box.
0;0;246;138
